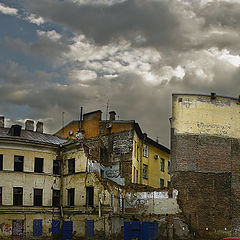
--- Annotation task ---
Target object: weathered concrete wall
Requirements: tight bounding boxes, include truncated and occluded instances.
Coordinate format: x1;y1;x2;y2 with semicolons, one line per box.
171;93;240;238
125;190;181;215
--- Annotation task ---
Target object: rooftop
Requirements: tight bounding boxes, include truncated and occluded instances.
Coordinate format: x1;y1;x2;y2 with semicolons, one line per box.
0;127;67;146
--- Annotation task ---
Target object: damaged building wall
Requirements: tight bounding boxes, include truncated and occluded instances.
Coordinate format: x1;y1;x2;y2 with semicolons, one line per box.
55;110;170;189
0;142;61;239
125;190;180;215
171;93;240;238
61;144;122;238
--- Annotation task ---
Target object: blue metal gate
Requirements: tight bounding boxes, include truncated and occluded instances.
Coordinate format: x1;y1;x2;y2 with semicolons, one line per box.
62;221;73;239
52;220;60;235
33;219;42;236
85;220;94;238
124;222;158;240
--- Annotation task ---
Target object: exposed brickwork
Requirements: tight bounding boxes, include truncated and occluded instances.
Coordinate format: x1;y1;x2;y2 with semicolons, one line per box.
171;131;231;173
172;172;231;232
171;130;240;237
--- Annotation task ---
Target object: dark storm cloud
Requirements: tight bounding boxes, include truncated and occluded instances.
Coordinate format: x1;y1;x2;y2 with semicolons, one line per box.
23;0;186;49
0;36;70;64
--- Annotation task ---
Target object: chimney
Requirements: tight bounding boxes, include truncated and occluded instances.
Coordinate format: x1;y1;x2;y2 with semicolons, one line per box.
25;120;34;131
36;121;43;133
0;116;4;128
211;92;216;99
109;111;116;122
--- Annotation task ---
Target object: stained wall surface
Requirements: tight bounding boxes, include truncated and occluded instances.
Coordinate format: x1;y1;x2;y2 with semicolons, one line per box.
171;93;240;238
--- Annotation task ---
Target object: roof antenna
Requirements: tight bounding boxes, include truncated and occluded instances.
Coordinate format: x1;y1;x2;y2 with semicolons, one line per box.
62;111;65;136
106;100;109;121
79;106;83;132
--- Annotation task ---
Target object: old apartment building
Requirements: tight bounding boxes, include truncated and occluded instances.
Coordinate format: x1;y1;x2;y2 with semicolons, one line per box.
171;93;240;239
56;110;170;188
0;111;171;239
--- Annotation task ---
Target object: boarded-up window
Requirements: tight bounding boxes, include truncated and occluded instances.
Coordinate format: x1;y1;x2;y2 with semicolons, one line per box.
13;187;23;206
68;159;75;174
34;158;43;173
12;220;24;236
34;189;43;206
160;158;165;172
160;178;165;188
86;187;94;207
14;155;24;172
0;154;2;170
67;188;74;206
52;190;60;207
143;164;148;179
143;144;149;158
53;160;60;175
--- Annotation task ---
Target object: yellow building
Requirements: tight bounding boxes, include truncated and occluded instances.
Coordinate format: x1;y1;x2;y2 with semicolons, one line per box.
0;117;122;239
0;118;65;239
56;110;171;189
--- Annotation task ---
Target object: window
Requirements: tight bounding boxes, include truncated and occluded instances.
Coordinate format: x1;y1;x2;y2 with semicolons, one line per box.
160;158;165;172
168;181;171;188
68;158;75;174
86;187;94;207
136;170;138;184
160;178;164;188
0;154;2;170
134;141;137;157
34;189;43;206
143;164;148;179
168;161;170;174
137;146;139;161
13;187;23;206
52;190;60;207
14;155;24;172
34;158;43;173
143;144;149;158
0;187;2;205
53;160;60;175
67;188;74;206
133;167;136;182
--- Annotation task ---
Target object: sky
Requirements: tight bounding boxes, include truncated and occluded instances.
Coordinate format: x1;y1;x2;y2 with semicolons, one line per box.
1;0;240;147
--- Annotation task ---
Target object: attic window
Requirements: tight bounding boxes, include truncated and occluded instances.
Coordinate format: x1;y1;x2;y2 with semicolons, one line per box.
8;125;22;136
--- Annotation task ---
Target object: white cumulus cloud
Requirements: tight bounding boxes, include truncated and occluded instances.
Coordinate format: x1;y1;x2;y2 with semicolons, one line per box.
0;3;18;16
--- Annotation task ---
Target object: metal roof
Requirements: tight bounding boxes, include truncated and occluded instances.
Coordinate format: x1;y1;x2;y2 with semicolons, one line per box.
0;127;67;146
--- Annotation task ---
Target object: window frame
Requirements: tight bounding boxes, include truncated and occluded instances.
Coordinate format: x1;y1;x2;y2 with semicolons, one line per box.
143;144;149;158
52;189;60;207
68;158;75;174
160;158;165;172
160;178;165;188
67;188;75;206
34;157;44;173
14;155;24;172
53;160;60;175
13;187;23;206
142;164;148;179
34;189;43;206
0;154;3;170
86;186;94;207
0;187;2;205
